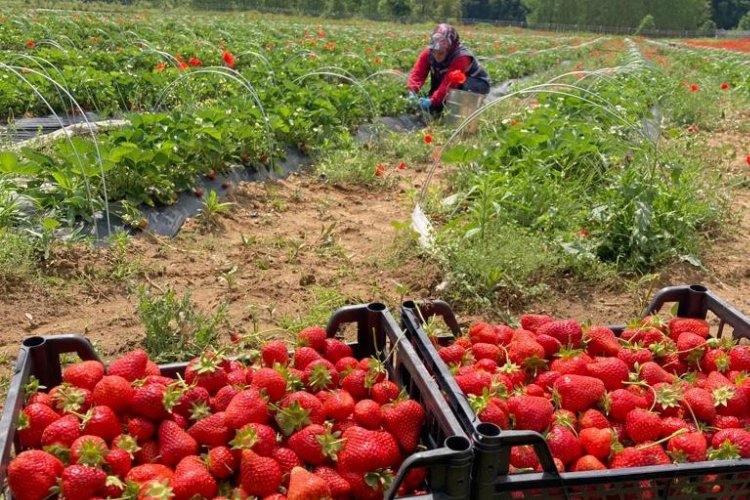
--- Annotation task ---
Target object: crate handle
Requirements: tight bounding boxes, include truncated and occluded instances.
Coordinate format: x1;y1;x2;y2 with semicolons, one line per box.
402;300;462;336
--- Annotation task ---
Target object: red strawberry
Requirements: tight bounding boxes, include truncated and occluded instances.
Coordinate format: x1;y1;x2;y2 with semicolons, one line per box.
262;340;290;367
340;368;371;400
276;391;325;435
534;370;561;391
676;332;707;363
108;349;149;381
7;450;64;500
455;369;493;396
579;427;613;459
610;447;648;468
472;343;502;362
507;337;546;368
711;428;750;458
131;383;169;421
337;426;401;473
298;326;327;352
321;338;353;363
510;445;539;469
69;435;108;466
579;409;610;429
585;325;621;356
382;398;425;453
303;359;339;391
571;455;607;471
370;380;400;405
322;389;355;421
64;361;105;391
105;447;132;477
669;317;709;340
535;334;562;359
625;408;662;443
338;469;390;500
683;387;716;422
546;425;583;466
211;385;241;412
158;420;198;466
171;455;218;500
230;423;278;456
469;322;501;343
251;367;287;402
287;466;331;500
184;353;228;395
239;449;282;497
586;357;629;391
507;395;553;433
17;402;60;448
127;417;156;443
553;375;605;412
187;411;232;447
335;356;359;374
519;315;552;333
313;465;351;498
126;463;174;484
40;413;81;448
83;405;121;442
730;345;750;371
667;431;707;462
93;375;134;413
61;464;107;500
225;389;270;429
639;361;675;385
294;347;322;370
617;347;653;370
660;416;690;438
206;446;237;479
550;351;592;375
537;319;582;347
49;384;93;414
473;396;509;429
605;388;649;422
438;344;466;365
272;446;303;479
353;399;382;429
288;424;343;465
702;348;730;373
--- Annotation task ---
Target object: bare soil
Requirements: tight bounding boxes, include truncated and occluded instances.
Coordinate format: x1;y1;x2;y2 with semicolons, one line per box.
1;123;749;367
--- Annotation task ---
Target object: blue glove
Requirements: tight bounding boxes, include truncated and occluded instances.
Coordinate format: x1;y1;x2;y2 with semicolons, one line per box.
419;97;432;111
406;91;418;104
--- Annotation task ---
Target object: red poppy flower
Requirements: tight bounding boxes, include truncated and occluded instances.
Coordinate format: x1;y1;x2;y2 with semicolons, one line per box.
375;164;385;177
690;84;699;92
222;50;235;68
398;162;406;170
577;228;589;238
374;56;382;65
424;134;432;144
154;62;166;72
25;40;35;48
177;61;189;70
746;155;750;166
188;57;202;67
721;82;730;90
174;54;183;62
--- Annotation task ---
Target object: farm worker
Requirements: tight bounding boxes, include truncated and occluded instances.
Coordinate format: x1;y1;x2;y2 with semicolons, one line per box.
406;23;491;113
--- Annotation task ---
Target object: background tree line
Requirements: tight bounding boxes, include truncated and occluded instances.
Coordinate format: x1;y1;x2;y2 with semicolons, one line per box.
93;0;750;32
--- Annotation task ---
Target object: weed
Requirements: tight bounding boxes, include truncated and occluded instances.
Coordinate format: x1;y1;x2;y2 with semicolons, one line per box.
0;229;38;288
219;265;239;289
197;190;233;229
136;285;228;363
276;286;355;333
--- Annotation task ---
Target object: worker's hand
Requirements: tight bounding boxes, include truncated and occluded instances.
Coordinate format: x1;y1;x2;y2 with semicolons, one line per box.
406;91;419;105
419;97;432;111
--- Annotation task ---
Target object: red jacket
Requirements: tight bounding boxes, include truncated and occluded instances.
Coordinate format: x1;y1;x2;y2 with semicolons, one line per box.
407;48;471;106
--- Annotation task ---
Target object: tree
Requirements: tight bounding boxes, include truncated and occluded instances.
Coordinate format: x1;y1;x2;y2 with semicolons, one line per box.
378;0;412;19
712;0;750;29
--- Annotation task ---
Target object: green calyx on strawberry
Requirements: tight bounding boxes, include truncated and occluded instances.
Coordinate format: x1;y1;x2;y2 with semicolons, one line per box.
113;434;140;456
51;383;89;413
712;385;736;408
364;468;395;491
315;426;345;461
23;376;46;402
274;400;312;436
275;364;305;393
74;437;109;466
229;425;265;450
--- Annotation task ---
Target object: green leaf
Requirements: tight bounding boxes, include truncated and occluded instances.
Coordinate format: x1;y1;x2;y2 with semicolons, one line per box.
441;145;482;164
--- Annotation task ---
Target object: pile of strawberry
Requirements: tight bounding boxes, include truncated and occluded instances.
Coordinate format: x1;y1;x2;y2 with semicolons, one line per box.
8;327;427;500
436;313;750;474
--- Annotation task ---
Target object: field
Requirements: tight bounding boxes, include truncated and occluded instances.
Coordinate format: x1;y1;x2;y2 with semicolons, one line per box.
1;7;750;371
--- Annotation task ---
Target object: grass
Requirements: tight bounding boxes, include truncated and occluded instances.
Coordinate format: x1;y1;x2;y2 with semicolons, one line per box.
0;229;38;289
276;286;358;334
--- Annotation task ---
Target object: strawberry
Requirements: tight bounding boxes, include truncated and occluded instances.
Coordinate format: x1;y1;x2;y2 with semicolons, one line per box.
730;345;750;371
537;319;582;347
7;450;64;500
370;380;400;405
108;349;149;382
184;352;228;395
586;357;629;391
40;413;81;448
17;402;60;448
510;445;539;469
702;348;730;373
507;337;546;368
711;428;750;458
571;455;607;471
609;447;648;468
625;408;662;443
287;466;331;500
262;340;290;367
640;440;672;465
313;465;351;498
131;383;169;421
535;334;562;359
668;431;707;462
230;423;278;456
49;384;93;414
639;361;675;385
605;388;649;422
276;391;325;435
617;347;653;370
303;359;339;391
469;322;501;343
353;399;382;429
212;385;241;412
472;343;502;362
335;356;359;374
382;398;425;453
455;369;493;396
676;332;707;363
272;446;304;479
239;449;282;497
105;447;132;477
579;427;614;459
83;405;121;442
475;358;499;373
127;417;156;443
322;389;355;421
473;395;509;429
579;409;610;429
187;411;232;447
298;326;327;352
288;424;343;465
438;344;466;365
550;351;592;375
206;446;237;479
660;416;690;438
518;315;553;334
294;347;322;370
321;338;353;363
669;317;709;340
546;425;583;466
61;464;107;500
682;387;716;422
507;395;553;433
225;388;270;429
338;426;401;474
64;360;105;391
553;374;605;412
126;463;174;484
171;455;218;500
93;375;134;413
339;469;390;500
250;367;287;402
69;435;108;466
158;420;198;466
585;325;621;356
534;370;562;391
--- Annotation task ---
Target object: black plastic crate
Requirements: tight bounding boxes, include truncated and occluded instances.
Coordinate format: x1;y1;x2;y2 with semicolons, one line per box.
401;284;750;499
0;303;473;500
